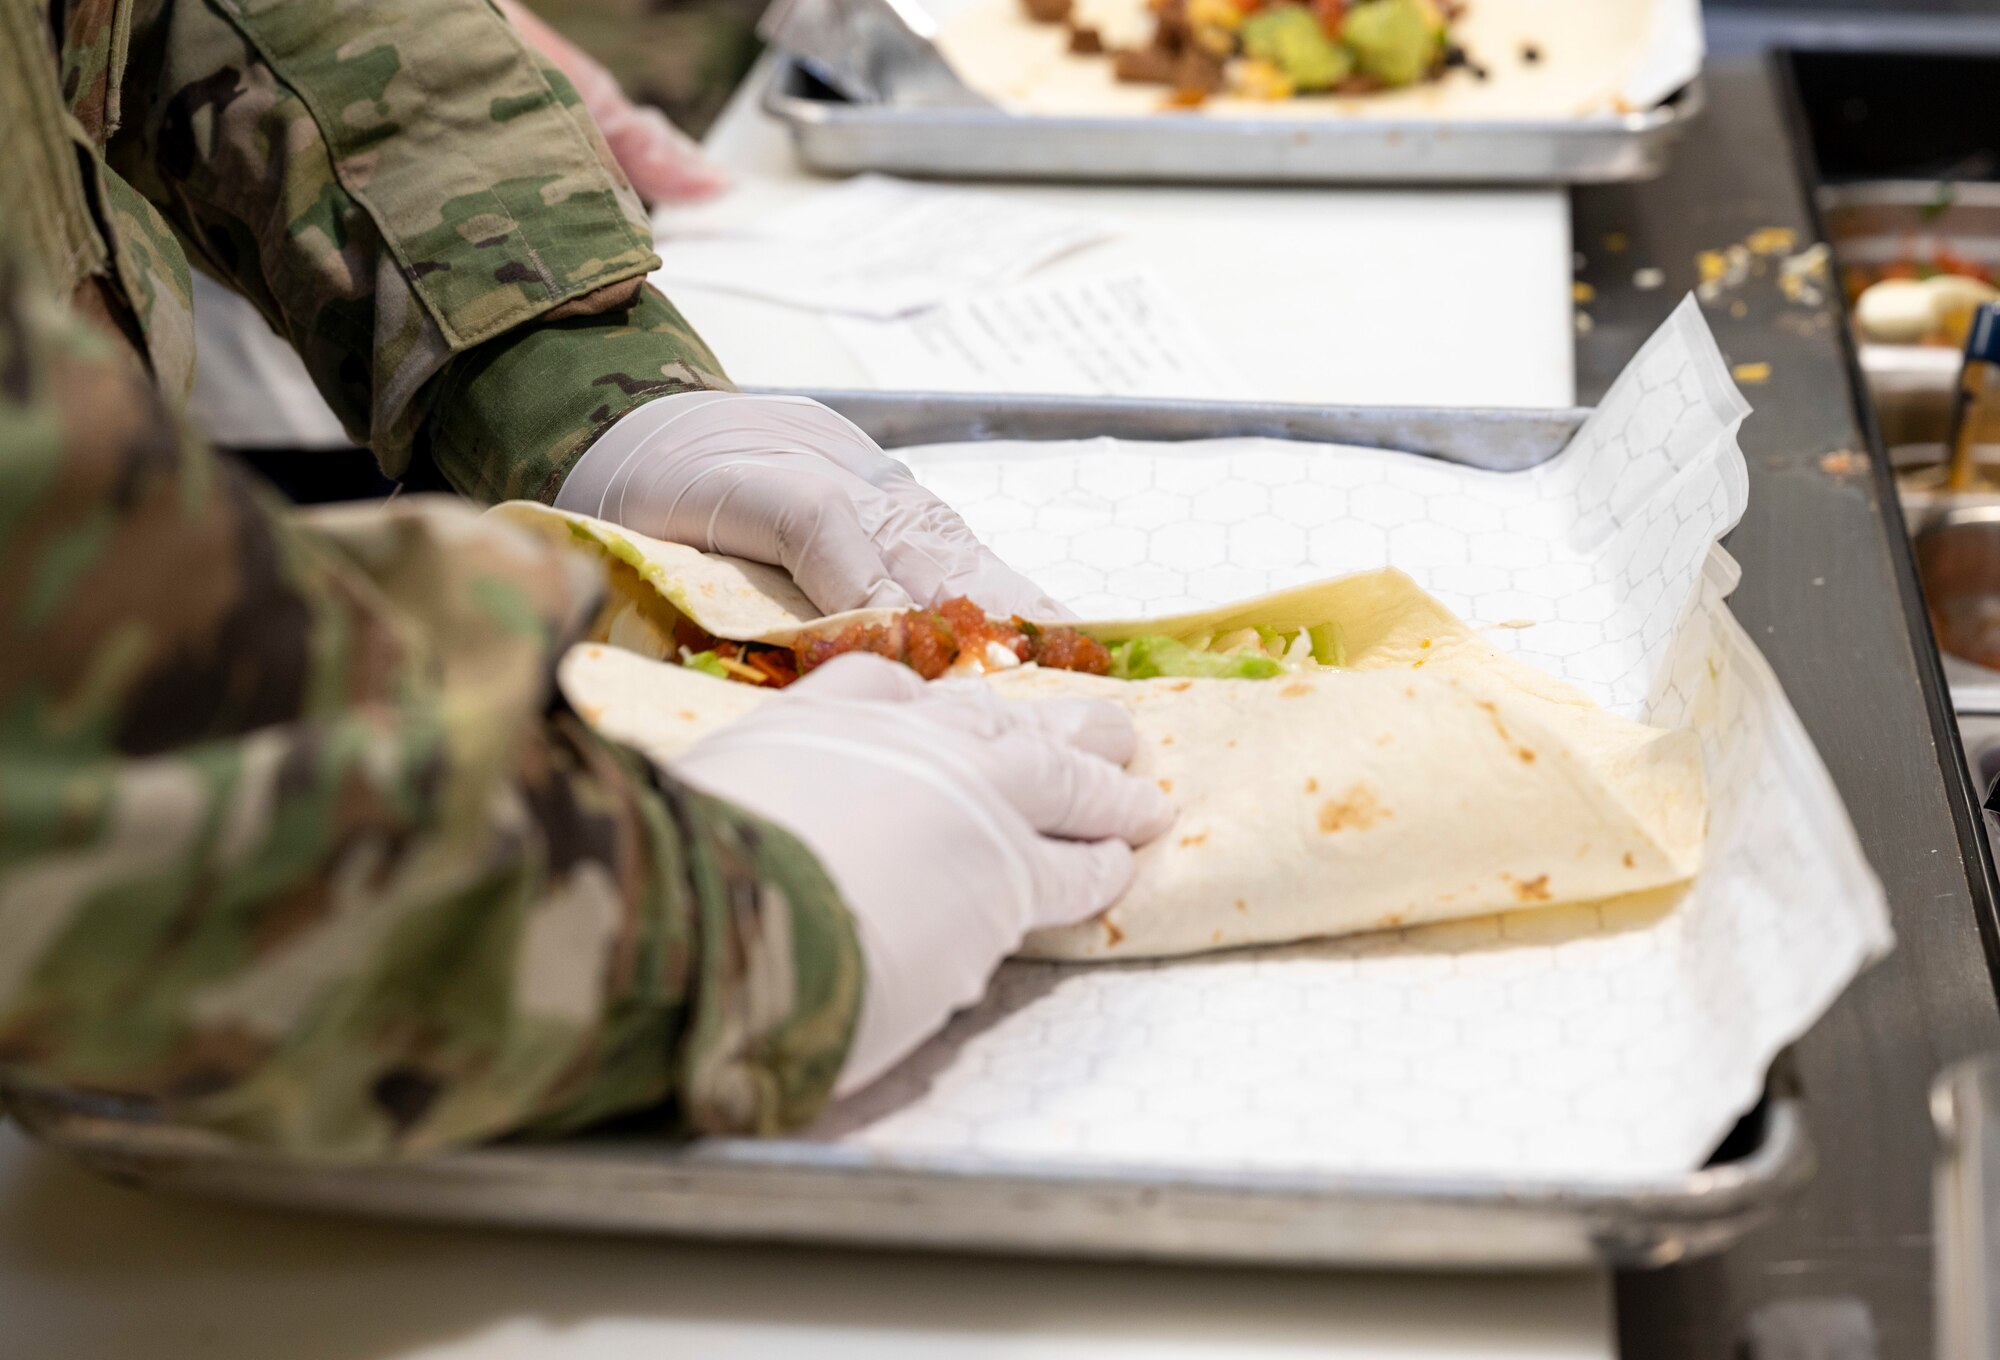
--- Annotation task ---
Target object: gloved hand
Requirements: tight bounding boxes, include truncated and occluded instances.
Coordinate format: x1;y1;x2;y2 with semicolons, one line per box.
557;390;1069;618
495;0;730;204
670;654;1174;1096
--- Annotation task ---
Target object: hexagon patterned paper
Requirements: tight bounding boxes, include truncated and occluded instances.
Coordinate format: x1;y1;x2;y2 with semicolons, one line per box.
806;297;1891;1182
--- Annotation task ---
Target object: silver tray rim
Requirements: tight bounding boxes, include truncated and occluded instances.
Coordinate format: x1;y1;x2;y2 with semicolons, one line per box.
5;1083;1811;1270
4;1081;1809;1212
759;388;1595;473
765;54;1703;136
7;396;1812;1269
760;54;1705;184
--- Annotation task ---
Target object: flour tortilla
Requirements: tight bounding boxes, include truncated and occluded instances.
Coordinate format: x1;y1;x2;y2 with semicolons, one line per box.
497;502;1706;961
935;0;1690;121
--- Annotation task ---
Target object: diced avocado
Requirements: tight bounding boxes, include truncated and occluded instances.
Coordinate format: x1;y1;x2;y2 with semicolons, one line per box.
682;650;732;680
1342;0;1434;86
1108;636;1285;680
1239;5;1352;92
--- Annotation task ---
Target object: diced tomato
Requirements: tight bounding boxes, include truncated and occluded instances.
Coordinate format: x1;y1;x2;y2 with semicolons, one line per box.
1312;0;1344;37
905;612;958;680
1028;626;1113;675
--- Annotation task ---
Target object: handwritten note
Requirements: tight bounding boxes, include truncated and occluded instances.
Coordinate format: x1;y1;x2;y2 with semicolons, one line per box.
828;269;1251;398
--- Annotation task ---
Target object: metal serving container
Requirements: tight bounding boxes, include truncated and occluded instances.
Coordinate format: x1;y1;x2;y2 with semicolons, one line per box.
1933;1055;2000;1360
761;55;1706;185
1912;504;2000;716
7;399;1812;1271
1820;182;2000;447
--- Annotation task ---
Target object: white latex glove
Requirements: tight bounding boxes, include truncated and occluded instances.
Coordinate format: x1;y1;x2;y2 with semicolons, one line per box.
557;390;1069;618
670;654;1174;1096
495;0;730;204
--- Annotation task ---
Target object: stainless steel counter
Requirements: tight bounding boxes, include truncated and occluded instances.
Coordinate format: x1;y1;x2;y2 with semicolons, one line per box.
1572;54;2000;1360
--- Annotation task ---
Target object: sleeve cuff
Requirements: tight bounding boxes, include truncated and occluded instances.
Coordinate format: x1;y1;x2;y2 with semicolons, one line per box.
422;285;734;506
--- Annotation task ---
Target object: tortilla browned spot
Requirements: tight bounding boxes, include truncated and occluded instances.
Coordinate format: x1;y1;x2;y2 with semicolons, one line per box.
1234;899;1247;912
1158;778;1174;793
1623;851;1637;868
1318;785;1390;832
1281;682;1312;697
1180;832;1208;847
1103;917;1126;946
1305;776;1319;793
1507;874;1552;903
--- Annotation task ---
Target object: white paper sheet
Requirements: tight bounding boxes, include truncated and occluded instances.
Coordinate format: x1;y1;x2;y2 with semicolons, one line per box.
649;174;1112;318
1623;0;1706;110
829;269;1252;398
802;296;1893;1181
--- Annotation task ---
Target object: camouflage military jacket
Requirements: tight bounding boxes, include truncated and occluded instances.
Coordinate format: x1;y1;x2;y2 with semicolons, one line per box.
0;0;861;1157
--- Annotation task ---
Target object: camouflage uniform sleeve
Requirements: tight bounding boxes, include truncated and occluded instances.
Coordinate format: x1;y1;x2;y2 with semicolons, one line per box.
0;254;860;1157
103;0;729;494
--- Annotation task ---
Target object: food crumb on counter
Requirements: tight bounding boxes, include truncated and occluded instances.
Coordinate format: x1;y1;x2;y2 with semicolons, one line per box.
1731;361;1772;384
1575;311;1594;334
1571;281;1595;303
1633;266;1665;290
1747;226;1798;255
1819;448;1869;476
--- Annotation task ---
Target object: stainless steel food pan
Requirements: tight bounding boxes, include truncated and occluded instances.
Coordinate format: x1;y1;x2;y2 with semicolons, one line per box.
762;56;1705;185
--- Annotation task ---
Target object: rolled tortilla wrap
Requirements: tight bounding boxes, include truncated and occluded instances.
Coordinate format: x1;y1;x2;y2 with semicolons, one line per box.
495;501;1707;960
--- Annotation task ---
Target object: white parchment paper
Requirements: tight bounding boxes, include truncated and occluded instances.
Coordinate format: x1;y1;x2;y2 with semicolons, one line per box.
805;296;1892;1180
652;174;1112;318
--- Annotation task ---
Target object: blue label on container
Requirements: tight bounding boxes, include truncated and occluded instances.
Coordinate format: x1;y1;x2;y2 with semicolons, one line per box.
1969;303;2000;366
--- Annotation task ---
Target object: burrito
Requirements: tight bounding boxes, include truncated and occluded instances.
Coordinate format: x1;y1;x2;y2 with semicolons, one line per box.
494;502;1707;961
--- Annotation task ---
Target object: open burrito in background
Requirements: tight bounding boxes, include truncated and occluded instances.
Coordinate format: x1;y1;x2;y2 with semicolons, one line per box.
492;501;1706;961
932;0;1703;121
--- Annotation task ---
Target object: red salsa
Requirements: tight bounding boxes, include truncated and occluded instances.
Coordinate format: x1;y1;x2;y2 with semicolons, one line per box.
693;597;1110;688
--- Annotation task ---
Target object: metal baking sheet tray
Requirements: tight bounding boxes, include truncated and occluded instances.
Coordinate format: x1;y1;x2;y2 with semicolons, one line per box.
761;56;1706;185
7;399;1810;1270
7;1085;1807;1269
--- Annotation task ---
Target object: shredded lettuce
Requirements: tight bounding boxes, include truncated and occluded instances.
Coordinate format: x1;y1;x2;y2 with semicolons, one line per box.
680;649;733;680
1307;621;1347;667
1108;636;1286;680
1105;622;1350;680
